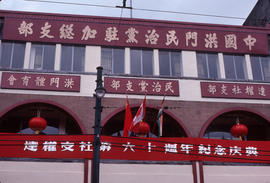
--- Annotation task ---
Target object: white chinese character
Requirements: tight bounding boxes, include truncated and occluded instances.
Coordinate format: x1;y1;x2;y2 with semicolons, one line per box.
61;141;74;152
186;31;198;47
198;144;211;155
24;141;38;152
224;34;237;50
246;146;258;156
152;82;161;93
40;22;54;39
138;80;149;93
180;144;193;154
123;142;135;152
147;142;156;152
229;146;242;156
43;141;57;152
18;21;33;37
243;35;256;51
165;82;174;93
21;76;31;86
208;84;217;94
205;33;218;48
145;29;159;45
221;84;228;95
125;27;139;43
8;75;17;86
81;25;97;40
164;143;177;153
214;145;226;156
50;77;60;88
105;27;119;42
126;80;134;91
165;30;179;46
232;85;242;95
100;142;111;152
64;78;74;88
111;80;121;90
60;24;74;39
245;86;254;96
258;86;266;96
35;77;46;86
80;141;93;151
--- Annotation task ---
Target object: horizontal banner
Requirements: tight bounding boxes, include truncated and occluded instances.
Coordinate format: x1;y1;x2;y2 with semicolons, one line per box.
3;16;268;55
104;77;179;96
201;81;270;99
0;134;270;164
1;72;80;92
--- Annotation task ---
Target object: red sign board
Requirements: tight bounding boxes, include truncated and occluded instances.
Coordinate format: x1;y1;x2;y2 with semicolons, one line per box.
0;134;270;164
201;82;270;99
2;15;268;55
1;72;80;92
104;77;179;96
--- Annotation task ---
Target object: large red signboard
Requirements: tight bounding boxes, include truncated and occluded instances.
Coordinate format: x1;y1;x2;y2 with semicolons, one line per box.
0;134;270;164
104;77;179;96
201;82;270;99
1;72;80;92
2;15;268;55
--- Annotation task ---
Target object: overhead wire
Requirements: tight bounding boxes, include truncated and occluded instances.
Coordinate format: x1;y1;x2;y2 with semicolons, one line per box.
24;0;247;21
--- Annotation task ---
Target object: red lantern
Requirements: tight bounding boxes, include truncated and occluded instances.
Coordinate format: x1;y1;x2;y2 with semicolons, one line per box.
132;121;150;136
29;117;47;134
230;123;248;138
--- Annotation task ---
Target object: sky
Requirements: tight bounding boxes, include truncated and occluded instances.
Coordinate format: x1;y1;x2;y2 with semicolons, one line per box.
0;0;258;25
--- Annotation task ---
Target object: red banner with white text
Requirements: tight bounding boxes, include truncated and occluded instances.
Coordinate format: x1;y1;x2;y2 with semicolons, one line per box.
0;134;270;164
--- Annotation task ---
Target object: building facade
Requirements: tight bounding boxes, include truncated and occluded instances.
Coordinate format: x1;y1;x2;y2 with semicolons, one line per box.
0;10;270;183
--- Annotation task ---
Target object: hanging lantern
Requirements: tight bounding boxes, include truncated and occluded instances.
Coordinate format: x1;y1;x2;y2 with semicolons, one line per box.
230;119;248;140
132;121;150;136
29;116;47;134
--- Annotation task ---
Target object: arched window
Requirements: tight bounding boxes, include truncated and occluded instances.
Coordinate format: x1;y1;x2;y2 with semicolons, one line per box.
102;107;187;137
0;102;82;135
203;110;270;141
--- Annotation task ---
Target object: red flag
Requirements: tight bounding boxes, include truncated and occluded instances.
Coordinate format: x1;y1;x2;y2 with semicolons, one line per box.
131;96;146;130
123;97;133;137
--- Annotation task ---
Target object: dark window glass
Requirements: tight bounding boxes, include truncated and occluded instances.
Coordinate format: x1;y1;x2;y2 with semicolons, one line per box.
130;49;153;75
224;54;247;80
159;50;182;76
30;44;55;71
250;56;270;82
101;47;124;74
196;53;219;79
0;42;25;69
61;45;85;72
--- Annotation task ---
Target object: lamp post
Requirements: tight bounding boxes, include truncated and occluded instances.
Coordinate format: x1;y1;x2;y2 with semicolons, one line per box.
92;66;105;183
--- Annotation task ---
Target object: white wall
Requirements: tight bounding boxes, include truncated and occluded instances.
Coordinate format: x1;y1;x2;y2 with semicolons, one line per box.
0;161;84;183
203;165;270;183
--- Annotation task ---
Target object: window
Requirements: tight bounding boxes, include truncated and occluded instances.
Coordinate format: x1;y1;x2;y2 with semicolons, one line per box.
60;45;85;72
130;49;153;75
159;50;182;77
0;42;25;69
196;53;219;79
250;56;270;82
30;44;55;71
101;47;125;74
223;54;247;80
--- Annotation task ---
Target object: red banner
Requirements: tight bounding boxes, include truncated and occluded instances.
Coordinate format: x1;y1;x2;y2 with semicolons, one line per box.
1;72;80;92
2;16;268;55
104;77;179;96
0;134;270;164
201;82;270;99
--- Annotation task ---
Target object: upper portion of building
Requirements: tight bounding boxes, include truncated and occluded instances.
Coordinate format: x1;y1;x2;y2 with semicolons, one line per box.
244;0;270;27
1;10;270;103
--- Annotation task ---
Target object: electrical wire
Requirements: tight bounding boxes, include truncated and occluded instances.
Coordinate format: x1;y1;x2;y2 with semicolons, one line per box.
24;0;247;21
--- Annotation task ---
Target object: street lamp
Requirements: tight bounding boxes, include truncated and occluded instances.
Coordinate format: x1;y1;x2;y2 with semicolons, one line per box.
92;66;105;183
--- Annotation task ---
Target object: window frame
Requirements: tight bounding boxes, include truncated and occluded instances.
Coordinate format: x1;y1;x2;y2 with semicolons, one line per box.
159;50;182;77
196;52;220;79
130;48;153;76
